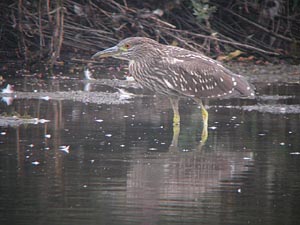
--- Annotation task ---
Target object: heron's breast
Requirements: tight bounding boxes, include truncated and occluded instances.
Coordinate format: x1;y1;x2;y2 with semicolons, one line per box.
128;60;169;94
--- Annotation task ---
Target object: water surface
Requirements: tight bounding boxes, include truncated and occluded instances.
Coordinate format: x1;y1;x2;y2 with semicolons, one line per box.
0;71;300;225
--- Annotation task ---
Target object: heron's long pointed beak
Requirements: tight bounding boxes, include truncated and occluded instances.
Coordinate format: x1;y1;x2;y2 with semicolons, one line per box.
91;46;120;59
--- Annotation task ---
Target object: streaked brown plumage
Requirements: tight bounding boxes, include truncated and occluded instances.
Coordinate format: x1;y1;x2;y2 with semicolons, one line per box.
92;37;255;143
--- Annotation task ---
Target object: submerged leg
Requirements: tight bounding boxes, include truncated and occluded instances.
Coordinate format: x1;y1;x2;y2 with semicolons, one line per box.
169;97;180;148
169;97;180;125
170;124;180;148
195;99;208;144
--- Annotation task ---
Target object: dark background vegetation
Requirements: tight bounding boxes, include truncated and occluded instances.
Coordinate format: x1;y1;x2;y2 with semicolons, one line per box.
1;0;300;67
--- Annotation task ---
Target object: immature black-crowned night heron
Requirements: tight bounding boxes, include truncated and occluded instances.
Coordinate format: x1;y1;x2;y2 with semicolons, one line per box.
92;37;255;143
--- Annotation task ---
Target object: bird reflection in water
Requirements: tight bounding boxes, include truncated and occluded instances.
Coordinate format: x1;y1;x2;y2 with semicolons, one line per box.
1;84;14;105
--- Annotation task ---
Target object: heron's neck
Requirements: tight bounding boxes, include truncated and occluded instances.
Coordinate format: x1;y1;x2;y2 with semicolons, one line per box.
132;45;162;61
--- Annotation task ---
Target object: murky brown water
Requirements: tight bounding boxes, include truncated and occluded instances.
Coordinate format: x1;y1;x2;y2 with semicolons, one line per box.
1;70;300;225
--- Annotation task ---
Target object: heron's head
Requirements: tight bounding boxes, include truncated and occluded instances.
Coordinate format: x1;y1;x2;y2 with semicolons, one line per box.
92;37;160;61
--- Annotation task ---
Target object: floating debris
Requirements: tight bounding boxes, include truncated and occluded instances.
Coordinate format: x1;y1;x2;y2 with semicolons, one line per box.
2;84;14;93
45;134;51;138
32;161;40;165
40;96;50;101
125;76;135;82
231;116;237;120
84;68;95;80
0;116;50;127
95;119;104;123
84;83;92;92
258;95;296;100
1;96;14;105
244;104;300;114
1;84;14;105
290;152;300;155
117;88;135;100
38;119;50;124
243;157;253;160
59;145;70;153
0;90;132;105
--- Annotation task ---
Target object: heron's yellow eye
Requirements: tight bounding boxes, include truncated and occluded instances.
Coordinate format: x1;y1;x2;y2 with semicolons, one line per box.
124;44;131;49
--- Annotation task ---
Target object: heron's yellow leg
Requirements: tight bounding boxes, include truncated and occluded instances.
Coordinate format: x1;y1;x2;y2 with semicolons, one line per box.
169;97;181;148
200;104;208;143
169;97;180;125
195;100;208;144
